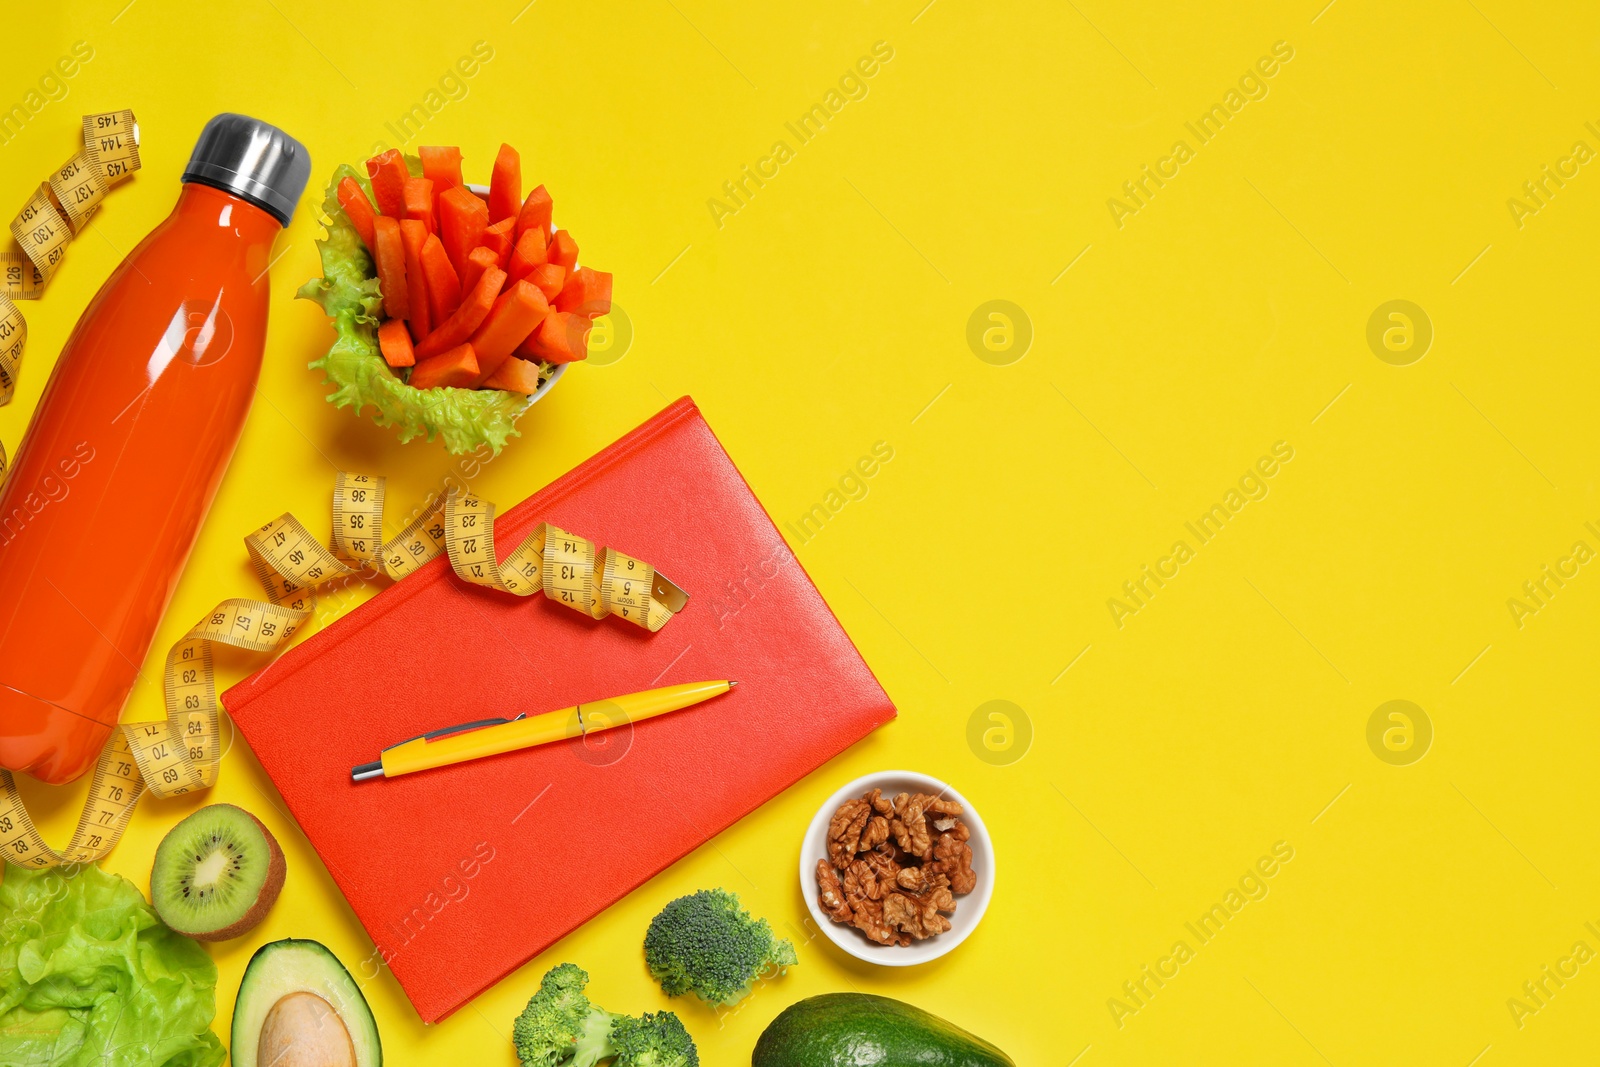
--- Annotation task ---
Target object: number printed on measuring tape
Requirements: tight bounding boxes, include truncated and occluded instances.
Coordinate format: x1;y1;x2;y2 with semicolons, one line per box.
50;153;106;231
0;472;687;872
0;296;24;407
10;186;71;284
83;109;140;185
0;251;45;302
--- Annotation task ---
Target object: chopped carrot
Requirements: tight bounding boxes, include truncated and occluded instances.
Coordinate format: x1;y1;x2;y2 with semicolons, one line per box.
555;268;612;317
488;144;521;224
515;185;552;240
508;229;549;283
409;343;479;390
337;178;378;252
399;220;432;340
527;263;566;302
438;187;488;281
365;150;408;217
419;146;463;199
468;281;550;385
372;216;408;321
481;218;516;270
483;356;544;393
358;146;608;381
378;318;415;368
461;245;499;296
548;229;578;270
414;266;505;361
420;235;462;324
525;311;591;363
403;178;436;233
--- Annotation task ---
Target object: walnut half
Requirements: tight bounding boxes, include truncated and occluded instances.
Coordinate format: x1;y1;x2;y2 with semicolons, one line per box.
817;860;852;922
827;798;870;868
930;830;977;895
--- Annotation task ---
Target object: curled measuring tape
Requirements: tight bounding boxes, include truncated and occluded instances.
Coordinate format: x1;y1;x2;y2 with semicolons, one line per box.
0;110;139;406
247;473;688;630
0;473;686;871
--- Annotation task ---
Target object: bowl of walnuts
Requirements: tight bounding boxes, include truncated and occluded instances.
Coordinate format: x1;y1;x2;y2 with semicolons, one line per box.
800;770;994;965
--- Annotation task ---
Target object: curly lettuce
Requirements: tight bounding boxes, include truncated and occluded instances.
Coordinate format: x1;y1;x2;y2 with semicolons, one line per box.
0;863;226;1067
297;163;531;455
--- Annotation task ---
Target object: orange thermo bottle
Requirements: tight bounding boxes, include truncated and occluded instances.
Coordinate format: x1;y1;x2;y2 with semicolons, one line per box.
0;115;309;784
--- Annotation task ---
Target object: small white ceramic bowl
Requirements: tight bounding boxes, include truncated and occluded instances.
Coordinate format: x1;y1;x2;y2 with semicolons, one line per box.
512;360;564;410
800;770;994;966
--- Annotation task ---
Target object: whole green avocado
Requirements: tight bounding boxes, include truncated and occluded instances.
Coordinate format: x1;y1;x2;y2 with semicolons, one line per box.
752;993;1013;1067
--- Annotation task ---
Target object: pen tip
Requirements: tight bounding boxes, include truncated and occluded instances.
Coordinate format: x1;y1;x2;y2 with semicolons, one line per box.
727;680;739;689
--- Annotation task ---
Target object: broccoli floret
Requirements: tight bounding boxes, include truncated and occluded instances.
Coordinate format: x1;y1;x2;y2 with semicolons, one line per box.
643;889;798;1007
512;963;619;1067
610;1011;699;1067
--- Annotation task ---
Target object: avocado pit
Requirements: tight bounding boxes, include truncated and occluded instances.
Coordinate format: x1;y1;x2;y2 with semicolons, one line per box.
257;991;356;1067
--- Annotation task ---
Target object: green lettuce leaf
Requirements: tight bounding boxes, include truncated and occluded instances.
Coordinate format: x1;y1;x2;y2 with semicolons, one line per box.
0;864;226;1067
298;163;531;455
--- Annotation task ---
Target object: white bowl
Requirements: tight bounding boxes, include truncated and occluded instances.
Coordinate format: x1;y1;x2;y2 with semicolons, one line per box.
512;360;565;410
799;770;994;966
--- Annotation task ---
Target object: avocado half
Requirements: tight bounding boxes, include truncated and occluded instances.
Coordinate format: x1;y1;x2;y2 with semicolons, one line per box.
231;938;382;1067
753;993;1012;1067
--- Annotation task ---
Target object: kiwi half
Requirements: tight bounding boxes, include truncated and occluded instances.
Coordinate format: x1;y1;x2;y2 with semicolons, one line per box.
151;803;285;941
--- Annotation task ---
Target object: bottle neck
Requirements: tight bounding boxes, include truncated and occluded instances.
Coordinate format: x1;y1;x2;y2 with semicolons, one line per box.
173;181;283;245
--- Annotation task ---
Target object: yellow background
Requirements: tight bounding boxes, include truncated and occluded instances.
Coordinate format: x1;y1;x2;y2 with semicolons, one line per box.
4;1;1599;1063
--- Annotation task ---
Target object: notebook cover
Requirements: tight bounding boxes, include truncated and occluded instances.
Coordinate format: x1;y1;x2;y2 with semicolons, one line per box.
221;397;895;1022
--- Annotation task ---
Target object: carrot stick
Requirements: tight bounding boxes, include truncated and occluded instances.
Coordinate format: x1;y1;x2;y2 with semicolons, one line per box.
438;186;488;281
337;177;378;252
514;185;552;240
554;267;612;317
460;245;499;297
372;216;408;321
468;281;550;385
419;147;464;198
378;318;416;368
507;229;549;283
525;311;591;363
483;356;544;393
548;229;578;270
480;219;516;270
419;234;462;324
414;266;505;361
409;343;479;390
365;150;409;217
488;143;521;224
527;263;566;302
399;220;432;340
403;178;436;233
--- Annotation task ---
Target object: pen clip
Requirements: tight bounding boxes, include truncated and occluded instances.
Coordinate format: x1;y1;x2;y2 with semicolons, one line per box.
390;713;527;751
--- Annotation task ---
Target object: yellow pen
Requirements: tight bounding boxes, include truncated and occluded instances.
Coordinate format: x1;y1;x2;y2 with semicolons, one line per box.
350;679;736;781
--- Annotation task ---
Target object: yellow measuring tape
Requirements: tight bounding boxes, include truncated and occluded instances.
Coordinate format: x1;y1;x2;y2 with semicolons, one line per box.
0;473;687;871
0;293;25;407
0;109;139;406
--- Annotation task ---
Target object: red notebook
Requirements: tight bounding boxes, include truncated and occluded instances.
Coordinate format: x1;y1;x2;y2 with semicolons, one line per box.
222;398;894;1022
